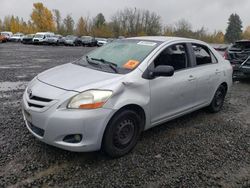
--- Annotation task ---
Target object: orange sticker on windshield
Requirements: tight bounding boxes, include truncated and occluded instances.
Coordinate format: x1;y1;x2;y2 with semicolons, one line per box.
123;60;140;69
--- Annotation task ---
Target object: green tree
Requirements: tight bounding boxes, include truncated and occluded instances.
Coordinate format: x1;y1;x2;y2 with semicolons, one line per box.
63;14;74;35
94;13;105;28
225;13;243;43
31;2;55;32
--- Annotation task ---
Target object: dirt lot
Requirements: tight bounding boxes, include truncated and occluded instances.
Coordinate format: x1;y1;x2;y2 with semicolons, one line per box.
0;43;250;188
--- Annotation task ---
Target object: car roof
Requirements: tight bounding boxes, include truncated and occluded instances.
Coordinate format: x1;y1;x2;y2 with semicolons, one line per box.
127;36;201;43
35;32;54;35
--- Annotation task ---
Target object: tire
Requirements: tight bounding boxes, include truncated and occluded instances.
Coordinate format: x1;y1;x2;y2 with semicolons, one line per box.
208;85;226;113
102;109;143;158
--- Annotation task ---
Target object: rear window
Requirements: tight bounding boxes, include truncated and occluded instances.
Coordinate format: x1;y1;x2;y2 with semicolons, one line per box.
192;44;217;66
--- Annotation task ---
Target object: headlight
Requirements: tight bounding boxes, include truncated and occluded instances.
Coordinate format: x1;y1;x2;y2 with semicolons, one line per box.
67;90;113;109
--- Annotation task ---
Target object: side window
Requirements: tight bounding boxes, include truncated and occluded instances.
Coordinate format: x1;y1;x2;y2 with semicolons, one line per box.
192;44;217;66
154;43;188;71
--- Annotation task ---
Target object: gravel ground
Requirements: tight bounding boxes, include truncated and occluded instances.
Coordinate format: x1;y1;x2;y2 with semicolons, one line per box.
0;43;250;188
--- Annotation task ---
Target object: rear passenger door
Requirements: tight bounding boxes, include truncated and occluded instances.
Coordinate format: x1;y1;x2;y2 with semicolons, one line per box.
190;43;221;106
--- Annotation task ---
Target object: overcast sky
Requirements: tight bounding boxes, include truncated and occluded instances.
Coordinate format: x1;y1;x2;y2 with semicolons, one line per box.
1;0;250;32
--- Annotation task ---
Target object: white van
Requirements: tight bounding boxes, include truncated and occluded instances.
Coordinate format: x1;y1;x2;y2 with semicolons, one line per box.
0;31;13;41
32;32;55;44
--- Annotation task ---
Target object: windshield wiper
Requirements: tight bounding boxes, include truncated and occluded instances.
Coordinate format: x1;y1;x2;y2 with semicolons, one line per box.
90;57;118;73
85;56;101;67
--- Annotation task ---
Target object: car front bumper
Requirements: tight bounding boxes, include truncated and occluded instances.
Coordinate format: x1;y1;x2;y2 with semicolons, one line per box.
22;92;115;152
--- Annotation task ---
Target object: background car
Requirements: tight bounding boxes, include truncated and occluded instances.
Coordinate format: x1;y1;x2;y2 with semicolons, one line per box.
9;33;24;42
22;34;35;44
96;38;108;46
0;31;13;41
64;35;82;46
32;32;55;44
224;40;250;77
81;36;97;47
0;34;7;43
45;34;64;45
210;43;230;56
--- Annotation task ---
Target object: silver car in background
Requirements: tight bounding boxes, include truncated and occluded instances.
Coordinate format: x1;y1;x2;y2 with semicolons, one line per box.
22;36;232;157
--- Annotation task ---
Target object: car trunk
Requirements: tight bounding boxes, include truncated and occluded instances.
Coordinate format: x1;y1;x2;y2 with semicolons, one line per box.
228;41;250;65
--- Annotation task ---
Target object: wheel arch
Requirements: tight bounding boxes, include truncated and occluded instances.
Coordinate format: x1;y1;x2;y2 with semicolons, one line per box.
109;104;146;130
221;82;228;93
101;104;146;148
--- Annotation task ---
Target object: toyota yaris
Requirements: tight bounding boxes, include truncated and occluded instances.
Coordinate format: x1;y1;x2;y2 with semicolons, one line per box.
22;36;233;157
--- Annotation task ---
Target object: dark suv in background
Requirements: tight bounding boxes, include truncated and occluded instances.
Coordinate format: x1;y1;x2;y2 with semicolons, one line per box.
81;36;97;47
224;40;250;78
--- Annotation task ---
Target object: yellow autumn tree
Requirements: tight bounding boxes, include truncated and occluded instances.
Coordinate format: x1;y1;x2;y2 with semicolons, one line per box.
10;16;21;33
31;3;55;32
76;17;88;36
92;25;113;38
3;16;11;31
213;31;224;43
243;26;250;39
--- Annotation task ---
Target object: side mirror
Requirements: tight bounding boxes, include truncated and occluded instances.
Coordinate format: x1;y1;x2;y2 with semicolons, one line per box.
150;65;174;78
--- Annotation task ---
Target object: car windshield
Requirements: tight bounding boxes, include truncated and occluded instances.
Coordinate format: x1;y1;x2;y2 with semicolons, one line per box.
77;39;161;73
65;36;76;40
47;35;55;38
35;34;44;38
81;36;91;39
2;33;10;36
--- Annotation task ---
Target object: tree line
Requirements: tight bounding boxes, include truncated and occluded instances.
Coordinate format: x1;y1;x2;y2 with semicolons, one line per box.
0;2;249;43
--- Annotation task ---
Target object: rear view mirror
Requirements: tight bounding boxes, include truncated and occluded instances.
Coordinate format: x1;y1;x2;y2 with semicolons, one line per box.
150;65;174;78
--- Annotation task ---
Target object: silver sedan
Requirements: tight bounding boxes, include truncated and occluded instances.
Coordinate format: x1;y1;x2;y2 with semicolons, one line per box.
22;36;233;157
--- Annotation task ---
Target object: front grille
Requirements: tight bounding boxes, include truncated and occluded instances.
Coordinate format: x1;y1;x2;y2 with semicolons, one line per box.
29;96;52;103
25;89;54;110
28;102;44;108
27;122;45;137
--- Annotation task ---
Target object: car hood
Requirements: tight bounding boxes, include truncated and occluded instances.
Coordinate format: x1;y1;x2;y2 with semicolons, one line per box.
37;63;124;92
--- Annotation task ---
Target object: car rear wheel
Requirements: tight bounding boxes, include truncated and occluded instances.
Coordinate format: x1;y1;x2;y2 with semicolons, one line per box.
102;110;142;158
208;85;226;113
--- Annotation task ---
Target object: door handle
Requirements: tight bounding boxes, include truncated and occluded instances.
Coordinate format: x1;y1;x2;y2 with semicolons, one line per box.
188;75;196;81
215;69;222;74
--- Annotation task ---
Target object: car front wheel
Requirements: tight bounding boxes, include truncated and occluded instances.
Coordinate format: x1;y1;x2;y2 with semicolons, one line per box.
102;110;143;158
